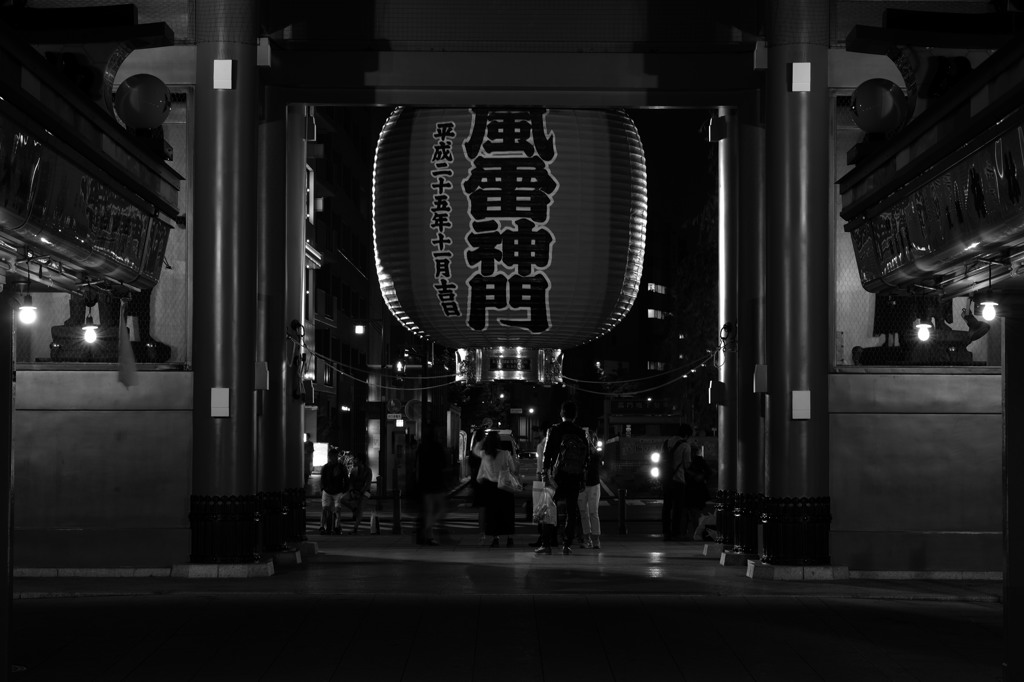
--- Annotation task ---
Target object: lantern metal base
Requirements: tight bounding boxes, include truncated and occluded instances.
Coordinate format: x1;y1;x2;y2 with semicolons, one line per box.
456;347;563;385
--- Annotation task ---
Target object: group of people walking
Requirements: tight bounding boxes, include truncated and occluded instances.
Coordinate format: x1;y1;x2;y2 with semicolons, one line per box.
316;425;454;545
467;400;604;555
469;400;713;552
317;400;711;548
318;447;373;535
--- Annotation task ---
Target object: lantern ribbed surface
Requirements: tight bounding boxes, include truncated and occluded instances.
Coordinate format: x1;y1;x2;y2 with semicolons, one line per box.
373;107;647;351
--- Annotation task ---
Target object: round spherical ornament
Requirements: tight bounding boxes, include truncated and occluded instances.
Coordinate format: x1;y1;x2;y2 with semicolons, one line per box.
373;107;648;373
850;79;908;134
114;74;172;129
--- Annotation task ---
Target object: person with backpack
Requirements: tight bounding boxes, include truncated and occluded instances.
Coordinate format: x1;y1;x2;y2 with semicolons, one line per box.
539;401;591;554
661;422;694;541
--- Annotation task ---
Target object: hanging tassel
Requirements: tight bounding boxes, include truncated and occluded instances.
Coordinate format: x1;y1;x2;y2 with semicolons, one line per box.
118;299;138;388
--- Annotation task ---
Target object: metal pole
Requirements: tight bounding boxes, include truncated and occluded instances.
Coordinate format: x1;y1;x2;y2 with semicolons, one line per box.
1;292;16;677
1003;311;1023;680
256;105;287;493
737;93;766;499
718;106;738;494
284;105;308;490
192;1;258;496
765;0;830;500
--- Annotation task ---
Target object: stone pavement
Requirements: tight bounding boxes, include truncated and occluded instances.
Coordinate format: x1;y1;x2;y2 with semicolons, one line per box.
10;528;1005;681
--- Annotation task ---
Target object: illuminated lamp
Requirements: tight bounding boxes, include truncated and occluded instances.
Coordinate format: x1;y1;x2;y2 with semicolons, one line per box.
18;286;36;325
979;261;998;321
18;295;37;325
915;319;932;342
373;107;648;384
82;314;98;344
18;269;38;325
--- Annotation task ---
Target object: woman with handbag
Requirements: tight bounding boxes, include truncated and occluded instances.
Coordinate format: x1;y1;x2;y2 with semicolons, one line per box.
473;430;518;547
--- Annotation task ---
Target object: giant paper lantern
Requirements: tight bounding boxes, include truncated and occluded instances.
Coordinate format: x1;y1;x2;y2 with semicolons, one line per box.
373;107;647;384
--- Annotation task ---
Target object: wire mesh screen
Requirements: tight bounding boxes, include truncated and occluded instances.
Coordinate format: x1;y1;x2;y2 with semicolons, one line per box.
833;97;1001;369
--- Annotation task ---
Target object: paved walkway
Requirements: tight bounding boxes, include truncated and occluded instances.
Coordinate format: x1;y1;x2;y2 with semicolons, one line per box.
10;526;1005;681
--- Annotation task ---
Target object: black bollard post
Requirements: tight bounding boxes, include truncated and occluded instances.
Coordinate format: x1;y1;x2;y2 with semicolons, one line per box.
617;488;628;534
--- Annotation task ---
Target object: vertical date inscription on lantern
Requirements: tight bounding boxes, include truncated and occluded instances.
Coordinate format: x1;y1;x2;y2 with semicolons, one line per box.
429;120;461;317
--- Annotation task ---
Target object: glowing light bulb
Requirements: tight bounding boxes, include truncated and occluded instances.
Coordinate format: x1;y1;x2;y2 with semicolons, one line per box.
650;466;660;478
916;323;931;342
650;452;661;464
83;316;98;344
981;301;997;321
18;296;37;325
